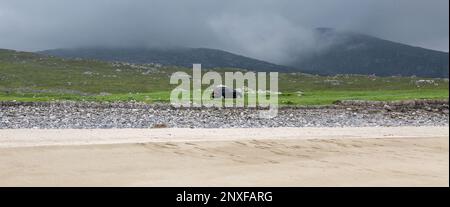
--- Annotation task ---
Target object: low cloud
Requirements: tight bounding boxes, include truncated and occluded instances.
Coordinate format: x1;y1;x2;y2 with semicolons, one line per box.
209;13;320;64
0;0;448;63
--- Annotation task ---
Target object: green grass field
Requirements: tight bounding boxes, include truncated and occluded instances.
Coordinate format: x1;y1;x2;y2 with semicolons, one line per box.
0;49;448;105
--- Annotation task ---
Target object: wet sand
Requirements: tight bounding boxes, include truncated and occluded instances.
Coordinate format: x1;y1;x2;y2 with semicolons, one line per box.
0;127;448;186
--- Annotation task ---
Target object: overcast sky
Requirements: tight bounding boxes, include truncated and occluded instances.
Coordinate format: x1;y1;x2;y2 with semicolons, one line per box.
0;0;448;63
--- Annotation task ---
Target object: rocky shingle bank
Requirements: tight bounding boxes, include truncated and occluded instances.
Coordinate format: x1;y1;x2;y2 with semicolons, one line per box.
0;100;448;129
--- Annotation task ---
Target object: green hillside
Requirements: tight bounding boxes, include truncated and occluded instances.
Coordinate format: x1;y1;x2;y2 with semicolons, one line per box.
1;49;448;105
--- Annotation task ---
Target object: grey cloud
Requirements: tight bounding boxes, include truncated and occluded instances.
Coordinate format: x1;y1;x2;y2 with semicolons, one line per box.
0;0;448;63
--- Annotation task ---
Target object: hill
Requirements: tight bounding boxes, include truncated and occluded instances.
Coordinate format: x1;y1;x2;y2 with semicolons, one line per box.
39;47;291;72
287;28;449;78
40;30;450;78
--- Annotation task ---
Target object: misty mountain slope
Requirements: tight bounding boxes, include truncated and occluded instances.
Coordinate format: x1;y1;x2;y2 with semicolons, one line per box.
38;29;449;78
288;28;449;78
39;47;292;72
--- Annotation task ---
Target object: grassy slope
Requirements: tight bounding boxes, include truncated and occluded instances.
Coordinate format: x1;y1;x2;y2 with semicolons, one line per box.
0;49;448;105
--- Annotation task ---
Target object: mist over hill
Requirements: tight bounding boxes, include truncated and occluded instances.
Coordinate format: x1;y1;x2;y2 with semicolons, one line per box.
285;28;449;78
38;28;449;78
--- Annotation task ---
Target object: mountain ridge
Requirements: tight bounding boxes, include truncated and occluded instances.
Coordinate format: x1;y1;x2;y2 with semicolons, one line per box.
39;47;292;72
288;28;449;77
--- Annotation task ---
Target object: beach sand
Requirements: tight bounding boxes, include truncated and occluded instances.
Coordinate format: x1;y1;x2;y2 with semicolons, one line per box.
0;127;448;186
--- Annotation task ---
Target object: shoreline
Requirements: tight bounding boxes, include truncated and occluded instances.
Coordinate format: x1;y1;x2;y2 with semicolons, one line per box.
1;126;449;148
1;99;448;109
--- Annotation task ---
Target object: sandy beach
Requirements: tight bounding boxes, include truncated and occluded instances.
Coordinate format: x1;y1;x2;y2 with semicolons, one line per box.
0;127;448;186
